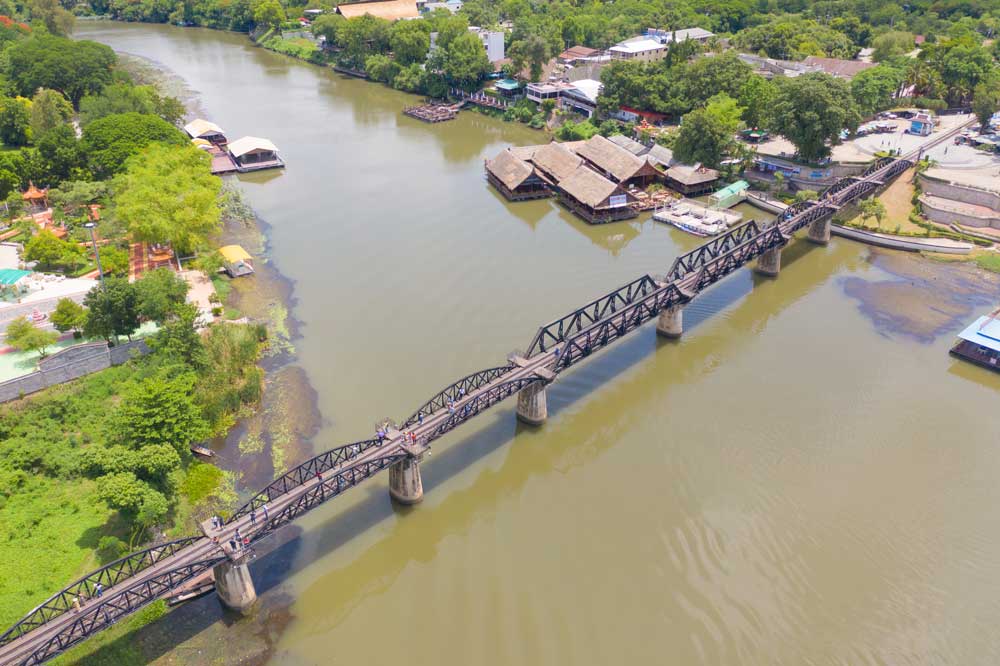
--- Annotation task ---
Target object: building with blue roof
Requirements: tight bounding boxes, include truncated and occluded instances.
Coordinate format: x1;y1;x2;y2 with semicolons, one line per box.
951;310;1000;371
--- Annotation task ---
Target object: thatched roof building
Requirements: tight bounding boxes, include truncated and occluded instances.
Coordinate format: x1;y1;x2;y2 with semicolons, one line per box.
556;166;637;224
573;135;660;187
665;164;720;195
485;150;549;201
530;142;583;184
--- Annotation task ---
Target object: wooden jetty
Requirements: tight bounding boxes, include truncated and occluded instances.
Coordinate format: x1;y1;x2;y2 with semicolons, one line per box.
333;64;369;79
403;103;461;123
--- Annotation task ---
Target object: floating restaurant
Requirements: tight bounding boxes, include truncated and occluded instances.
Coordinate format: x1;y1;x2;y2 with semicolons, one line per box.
484;150;550;201
227;136;285;173
184;118;227;145
556;166;637;224
951;309;1000;371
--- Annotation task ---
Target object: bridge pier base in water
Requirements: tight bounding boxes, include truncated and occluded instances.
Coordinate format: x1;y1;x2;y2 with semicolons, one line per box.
516;382;547;425
656;304;683;338
807;217;831;244
755;246;782;277
389;455;424;504
213;559;257;613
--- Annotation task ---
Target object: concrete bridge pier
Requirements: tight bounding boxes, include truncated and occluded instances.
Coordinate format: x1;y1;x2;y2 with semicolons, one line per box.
755;246;782;277
213;559;257;613
389;454;424;504
807;217;831;244
655;304;683;338
516;382;547;425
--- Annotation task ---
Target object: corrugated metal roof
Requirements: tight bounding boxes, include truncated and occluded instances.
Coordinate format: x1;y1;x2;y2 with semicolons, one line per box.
337;0;418;19
184;118;224;139
957;315;1000;353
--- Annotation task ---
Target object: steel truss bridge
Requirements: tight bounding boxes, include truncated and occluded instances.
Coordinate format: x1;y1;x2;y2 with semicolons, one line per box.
0;126;963;665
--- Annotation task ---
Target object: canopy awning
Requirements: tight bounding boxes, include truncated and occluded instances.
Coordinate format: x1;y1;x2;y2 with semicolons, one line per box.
184;118;225;139
0;268;32;286
957;315;1000;353
228;136;278;158
219;245;252;264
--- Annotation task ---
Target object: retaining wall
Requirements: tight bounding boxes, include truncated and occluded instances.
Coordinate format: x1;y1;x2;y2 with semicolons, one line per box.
918;173;1000;211
0;339;150;403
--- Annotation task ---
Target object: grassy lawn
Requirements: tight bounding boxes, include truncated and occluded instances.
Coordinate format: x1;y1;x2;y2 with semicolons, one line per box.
845;168;926;234
0;477;114;630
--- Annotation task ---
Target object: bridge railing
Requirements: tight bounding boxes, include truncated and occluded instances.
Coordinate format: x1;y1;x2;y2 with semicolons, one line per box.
665;221;763;282
428;377;544;440
0;536;203;647
16;555;225;666
402;364;516;427
229;438;384;520
524;274;661;357
251;454;406;540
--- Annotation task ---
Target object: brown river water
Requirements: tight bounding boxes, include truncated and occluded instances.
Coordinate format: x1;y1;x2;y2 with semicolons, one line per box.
73;22;1000;666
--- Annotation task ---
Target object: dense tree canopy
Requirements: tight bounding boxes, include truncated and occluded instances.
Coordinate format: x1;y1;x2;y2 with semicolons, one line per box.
767;73;860;162
115;143;222;256
7;35;116;105
82;112;186;178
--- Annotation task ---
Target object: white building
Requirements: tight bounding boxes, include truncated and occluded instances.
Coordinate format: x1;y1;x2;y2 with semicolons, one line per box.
609;37;666;62
645;27;715;43
470;26;504;62
428;26;503;62
525;79;602;118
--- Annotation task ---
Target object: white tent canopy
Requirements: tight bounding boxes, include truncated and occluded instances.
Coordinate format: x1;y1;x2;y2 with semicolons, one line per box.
184;118;225;139
228;136;279;158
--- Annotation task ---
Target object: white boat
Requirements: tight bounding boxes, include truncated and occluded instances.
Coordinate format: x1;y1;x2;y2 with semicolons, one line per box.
653;204;730;236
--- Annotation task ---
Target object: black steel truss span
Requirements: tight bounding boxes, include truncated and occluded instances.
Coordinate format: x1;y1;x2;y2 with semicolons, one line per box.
17;557;224;666
230;438;385;520
402;364;516;427
862;156;897;177
556;282;687;371
665;222;764;282
250;455;406;541
429;377;544;439
0;537;202;648
524;274;661;357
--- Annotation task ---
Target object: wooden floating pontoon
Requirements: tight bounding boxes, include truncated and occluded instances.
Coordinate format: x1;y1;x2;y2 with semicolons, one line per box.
403;103;462;123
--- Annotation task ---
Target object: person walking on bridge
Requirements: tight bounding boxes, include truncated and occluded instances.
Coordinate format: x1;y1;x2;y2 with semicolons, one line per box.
262;503;269;521
418;411;424;425
250;509;257;527
94;583;103;599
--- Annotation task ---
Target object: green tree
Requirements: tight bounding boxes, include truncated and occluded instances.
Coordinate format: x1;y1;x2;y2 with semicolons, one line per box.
393;63;426;93
312;13;344;46
115;143;222;257
508;34;550;81
82;112;187;179
444;31;491;88
0;97;30;147
23;229;68;268
151;302;205;367
872;31;915;62
4;318;59;356
973;76;1000;129
36;125;86;184
390;19;430;65
859;197;887;229
0;169;18;199
79;83;159;126
7;35;116;105
27;0;74;35
768;73;860;162
49;297;87;334
738;74;777;130
83;277;141;342
365;54;400;84
682;52;752;107
135;267;189;324
252;0;285;31
851;64;906;116
674;103;740;169
29;89;73;138
112;371;209;454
